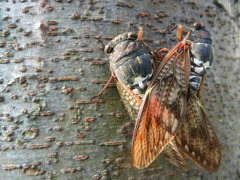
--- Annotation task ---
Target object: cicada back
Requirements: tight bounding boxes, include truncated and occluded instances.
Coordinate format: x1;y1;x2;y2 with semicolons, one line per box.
104;32;153;97
188;22;214;96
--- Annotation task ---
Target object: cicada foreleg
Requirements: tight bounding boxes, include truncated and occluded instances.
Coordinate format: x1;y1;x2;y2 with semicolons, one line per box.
171;24;193;41
136;26;144;41
150;47;169;71
196;74;205;98
90;73;116;101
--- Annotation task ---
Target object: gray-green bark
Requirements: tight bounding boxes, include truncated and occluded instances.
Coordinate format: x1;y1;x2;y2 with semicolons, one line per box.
0;0;239;179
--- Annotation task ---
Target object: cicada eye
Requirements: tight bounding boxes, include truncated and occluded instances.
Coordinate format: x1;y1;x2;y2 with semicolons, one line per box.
193;22;204;30
104;44;113;54
128;32;138;40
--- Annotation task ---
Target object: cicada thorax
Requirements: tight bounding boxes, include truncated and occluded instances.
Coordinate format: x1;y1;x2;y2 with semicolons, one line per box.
104;32;153;98
188;23;214;96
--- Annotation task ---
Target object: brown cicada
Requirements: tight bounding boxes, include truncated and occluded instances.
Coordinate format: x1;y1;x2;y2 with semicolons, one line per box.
92;23;221;172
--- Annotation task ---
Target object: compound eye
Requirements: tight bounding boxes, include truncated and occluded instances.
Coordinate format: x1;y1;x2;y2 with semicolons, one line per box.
127;32;138;40
193;22;204;30
104;44;113;54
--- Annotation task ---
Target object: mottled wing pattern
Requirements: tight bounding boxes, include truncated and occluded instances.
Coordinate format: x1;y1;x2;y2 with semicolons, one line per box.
175;90;221;172
162;139;188;172
131;42;191;169
116;81;188;171
116;81;142;121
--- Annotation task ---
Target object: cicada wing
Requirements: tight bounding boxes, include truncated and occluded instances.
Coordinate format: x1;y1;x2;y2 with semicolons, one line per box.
175;90;221;172
116;81;142;121
131;42;191;169
117;81;188;171
162;139;188;172
131;85;183;169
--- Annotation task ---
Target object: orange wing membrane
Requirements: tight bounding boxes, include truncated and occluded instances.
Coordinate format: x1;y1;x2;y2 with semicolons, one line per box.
116;81;188;171
131;42;191;169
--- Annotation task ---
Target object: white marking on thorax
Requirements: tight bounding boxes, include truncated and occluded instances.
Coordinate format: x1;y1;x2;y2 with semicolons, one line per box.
193;58;211;69
193;66;204;74
203;61;210;69
192;57;203;66
132;70;153;86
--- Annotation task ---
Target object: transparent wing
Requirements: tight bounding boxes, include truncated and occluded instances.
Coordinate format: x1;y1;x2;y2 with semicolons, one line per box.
131;42;191;169
175;90;221;172
116;81;187;171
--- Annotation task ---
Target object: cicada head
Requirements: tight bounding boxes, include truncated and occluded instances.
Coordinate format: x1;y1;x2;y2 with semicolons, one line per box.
104;32;138;54
189;22;213;44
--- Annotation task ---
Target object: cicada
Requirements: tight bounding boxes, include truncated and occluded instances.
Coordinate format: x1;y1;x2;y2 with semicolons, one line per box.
92;22;221;172
92;28;188;171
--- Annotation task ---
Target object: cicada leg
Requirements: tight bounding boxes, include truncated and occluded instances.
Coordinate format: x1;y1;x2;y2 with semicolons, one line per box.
136;27;143;41
171;24;193;41
171;24;184;41
151;48;169;71
156;47;169;59
90;73;115;101
197;74;205;98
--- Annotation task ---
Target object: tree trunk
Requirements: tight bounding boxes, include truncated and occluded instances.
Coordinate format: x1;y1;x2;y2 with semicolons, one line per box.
0;0;239;179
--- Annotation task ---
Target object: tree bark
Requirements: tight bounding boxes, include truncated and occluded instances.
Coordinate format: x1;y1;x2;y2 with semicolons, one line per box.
0;0;239;179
